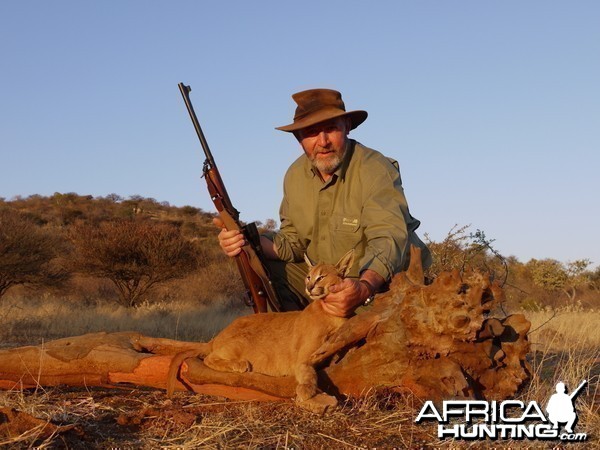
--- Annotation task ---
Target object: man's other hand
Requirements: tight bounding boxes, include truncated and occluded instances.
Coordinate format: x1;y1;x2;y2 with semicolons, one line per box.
213;217;245;257
321;278;370;317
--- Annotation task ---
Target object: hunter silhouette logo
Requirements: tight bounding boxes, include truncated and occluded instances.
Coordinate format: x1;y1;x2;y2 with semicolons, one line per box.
546;380;586;434
415;379;589;442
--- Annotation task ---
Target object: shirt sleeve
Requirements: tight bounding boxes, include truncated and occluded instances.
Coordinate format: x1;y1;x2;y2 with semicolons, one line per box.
359;160;410;281
271;173;308;262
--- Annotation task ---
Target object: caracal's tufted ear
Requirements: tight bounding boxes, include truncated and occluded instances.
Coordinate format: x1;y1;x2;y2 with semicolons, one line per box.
335;249;355;278
304;253;315;269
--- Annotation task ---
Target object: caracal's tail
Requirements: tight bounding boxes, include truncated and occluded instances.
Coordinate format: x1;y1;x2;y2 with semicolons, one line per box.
166;343;213;397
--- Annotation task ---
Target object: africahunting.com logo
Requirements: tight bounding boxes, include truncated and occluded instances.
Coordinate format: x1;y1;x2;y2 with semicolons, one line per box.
415;380;588;442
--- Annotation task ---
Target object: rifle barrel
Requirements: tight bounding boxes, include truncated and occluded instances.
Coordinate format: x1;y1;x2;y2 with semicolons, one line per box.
178;83;216;168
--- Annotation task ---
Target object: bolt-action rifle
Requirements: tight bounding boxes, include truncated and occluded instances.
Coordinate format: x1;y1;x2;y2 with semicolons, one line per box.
178;83;281;313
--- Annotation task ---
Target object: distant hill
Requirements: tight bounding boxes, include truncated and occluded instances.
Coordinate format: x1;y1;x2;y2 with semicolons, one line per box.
1;192;218;241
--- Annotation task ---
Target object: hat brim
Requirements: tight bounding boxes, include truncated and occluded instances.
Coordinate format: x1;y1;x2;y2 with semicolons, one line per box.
276;109;368;133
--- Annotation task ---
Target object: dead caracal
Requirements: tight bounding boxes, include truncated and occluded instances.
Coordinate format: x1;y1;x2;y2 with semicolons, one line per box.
167;249;355;409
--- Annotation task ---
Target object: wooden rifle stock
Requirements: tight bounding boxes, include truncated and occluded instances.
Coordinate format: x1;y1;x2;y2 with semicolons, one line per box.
178;83;282;313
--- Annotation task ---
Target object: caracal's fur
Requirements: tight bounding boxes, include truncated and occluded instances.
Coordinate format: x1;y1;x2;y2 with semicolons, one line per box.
167;249;355;407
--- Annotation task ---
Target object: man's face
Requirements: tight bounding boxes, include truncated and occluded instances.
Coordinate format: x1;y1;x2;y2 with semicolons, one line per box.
297;117;350;177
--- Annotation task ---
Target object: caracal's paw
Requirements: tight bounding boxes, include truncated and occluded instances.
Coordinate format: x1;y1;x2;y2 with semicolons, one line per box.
203;355;252;373
295;383;318;402
296;393;338;415
230;360;252;373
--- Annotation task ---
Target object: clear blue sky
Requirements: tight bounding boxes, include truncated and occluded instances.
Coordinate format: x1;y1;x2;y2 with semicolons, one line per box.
1;1;599;267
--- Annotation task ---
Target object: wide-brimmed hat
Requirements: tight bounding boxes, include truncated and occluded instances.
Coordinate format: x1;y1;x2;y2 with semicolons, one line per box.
276;88;368;133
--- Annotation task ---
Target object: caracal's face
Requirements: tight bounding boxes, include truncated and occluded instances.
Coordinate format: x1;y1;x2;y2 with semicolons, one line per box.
297;117;350;177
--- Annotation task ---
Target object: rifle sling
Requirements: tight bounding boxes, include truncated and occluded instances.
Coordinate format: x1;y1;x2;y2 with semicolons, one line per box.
218;207;282;312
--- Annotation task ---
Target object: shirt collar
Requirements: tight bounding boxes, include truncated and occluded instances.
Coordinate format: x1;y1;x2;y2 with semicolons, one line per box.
336;139;354;181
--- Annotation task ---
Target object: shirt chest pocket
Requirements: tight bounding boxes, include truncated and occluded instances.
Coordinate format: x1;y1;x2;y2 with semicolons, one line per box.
330;214;362;250
334;215;360;232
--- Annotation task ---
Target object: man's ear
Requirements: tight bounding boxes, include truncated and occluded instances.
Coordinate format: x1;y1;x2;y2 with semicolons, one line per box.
344;117;352;135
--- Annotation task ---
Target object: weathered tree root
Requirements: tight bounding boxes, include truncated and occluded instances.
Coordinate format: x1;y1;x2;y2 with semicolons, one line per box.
0;247;530;407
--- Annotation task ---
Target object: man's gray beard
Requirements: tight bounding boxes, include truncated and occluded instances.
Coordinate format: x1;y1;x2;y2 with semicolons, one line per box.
311;149;344;175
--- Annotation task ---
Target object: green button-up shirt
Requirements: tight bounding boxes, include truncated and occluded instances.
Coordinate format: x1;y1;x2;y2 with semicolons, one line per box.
273;140;428;281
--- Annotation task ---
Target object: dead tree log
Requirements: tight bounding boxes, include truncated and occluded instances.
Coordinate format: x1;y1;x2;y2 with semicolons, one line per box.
0;248;531;405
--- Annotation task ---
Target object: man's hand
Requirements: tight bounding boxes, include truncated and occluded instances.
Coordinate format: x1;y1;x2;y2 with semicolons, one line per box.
322;269;384;317
213;217;245;257
213;217;280;260
321;278;371;317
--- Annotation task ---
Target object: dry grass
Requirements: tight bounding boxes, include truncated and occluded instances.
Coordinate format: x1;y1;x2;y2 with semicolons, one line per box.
0;388;438;449
0;299;598;449
0;294;248;347
524;307;600;442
